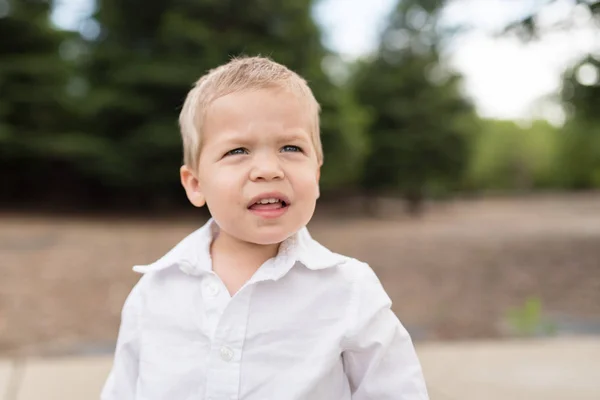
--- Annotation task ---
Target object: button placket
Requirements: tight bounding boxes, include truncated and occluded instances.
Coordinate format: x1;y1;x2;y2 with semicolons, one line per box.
204;286;254;400
202;275;228;340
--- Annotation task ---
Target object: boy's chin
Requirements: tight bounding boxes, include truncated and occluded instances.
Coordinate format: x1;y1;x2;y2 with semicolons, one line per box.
247;230;295;246
242;224;303;246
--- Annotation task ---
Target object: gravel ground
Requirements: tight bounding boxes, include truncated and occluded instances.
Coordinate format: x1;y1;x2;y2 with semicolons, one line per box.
1;193;600;357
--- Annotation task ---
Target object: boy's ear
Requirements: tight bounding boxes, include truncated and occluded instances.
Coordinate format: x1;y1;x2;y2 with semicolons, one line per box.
180;165;206;207
316;167;321;199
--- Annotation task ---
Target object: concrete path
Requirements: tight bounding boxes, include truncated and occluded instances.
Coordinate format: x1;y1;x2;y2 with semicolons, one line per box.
418;337;600;400
1;337;599;400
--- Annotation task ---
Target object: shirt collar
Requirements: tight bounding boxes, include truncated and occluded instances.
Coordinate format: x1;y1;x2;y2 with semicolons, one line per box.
132;218;346;277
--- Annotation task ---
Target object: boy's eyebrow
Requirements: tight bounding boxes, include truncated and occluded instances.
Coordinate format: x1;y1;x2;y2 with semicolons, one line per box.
278;130;311;142
211;130;251;145
213;129;311;145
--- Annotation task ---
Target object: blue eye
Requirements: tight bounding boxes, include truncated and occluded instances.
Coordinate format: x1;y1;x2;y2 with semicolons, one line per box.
282;145;302;153
224;148;248;157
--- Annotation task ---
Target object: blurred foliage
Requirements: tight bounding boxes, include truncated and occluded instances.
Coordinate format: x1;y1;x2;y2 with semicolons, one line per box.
352;0;476;213
504;0;600;40
79;0;369;207
504;1;600;192
466;120;561;191
556;119;600;189
1;0;368;210
0;0;599;213
506;297;556;338
0;0;81;205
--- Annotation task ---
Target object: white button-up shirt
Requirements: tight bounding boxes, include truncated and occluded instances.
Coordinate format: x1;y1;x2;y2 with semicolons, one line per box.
101;220;429;400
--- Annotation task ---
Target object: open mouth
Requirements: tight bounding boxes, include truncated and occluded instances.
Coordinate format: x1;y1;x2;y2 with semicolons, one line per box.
248;195;290;211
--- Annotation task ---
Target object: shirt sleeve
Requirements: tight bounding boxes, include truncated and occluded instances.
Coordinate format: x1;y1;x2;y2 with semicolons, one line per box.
342;263;429;400
100;281;143;400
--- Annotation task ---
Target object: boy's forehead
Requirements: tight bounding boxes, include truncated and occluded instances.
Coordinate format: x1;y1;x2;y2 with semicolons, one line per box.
209;87;309;113
203;89;313;135
208;127;312;144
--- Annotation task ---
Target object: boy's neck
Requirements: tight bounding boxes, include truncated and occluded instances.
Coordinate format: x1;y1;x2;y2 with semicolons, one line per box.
209;230;281;294
212;232;280;263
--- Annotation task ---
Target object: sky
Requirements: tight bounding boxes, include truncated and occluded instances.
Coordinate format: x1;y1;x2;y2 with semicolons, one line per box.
51;0;600;124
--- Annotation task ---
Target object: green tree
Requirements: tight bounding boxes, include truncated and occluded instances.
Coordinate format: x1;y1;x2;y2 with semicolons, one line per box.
557;56;600;188
466;119;561;191
0;0;77;206
78;0;367;208
507;2;600;189
352;0;474;214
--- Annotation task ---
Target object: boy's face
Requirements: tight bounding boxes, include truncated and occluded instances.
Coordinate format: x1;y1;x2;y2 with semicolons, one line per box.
181;88;320;245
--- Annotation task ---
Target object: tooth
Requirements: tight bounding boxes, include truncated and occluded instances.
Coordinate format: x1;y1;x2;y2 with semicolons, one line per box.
255;198;282;204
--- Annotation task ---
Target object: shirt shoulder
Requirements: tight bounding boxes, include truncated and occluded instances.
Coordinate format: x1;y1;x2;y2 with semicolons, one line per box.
307;246;390;306
337;256;382;283
311;244;384;290
331;254;393;314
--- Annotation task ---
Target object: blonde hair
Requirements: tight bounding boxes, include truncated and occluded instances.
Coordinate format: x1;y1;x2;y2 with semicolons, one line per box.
178;56;322;170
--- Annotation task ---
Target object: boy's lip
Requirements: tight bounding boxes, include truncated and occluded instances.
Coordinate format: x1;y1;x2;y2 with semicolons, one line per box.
247;191;291;208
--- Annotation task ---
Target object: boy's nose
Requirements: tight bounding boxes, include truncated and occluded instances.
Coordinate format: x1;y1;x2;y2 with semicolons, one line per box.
249;153;284;181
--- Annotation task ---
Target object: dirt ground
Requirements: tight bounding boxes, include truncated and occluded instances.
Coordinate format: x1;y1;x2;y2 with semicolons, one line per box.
1;193;600;357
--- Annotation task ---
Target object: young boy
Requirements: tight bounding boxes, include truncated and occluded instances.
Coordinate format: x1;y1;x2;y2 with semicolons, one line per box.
101;56;429;400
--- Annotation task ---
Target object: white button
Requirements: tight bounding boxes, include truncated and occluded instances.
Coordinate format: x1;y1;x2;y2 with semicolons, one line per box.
220;345;234;362
204;282;220;297
179;263;194;275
